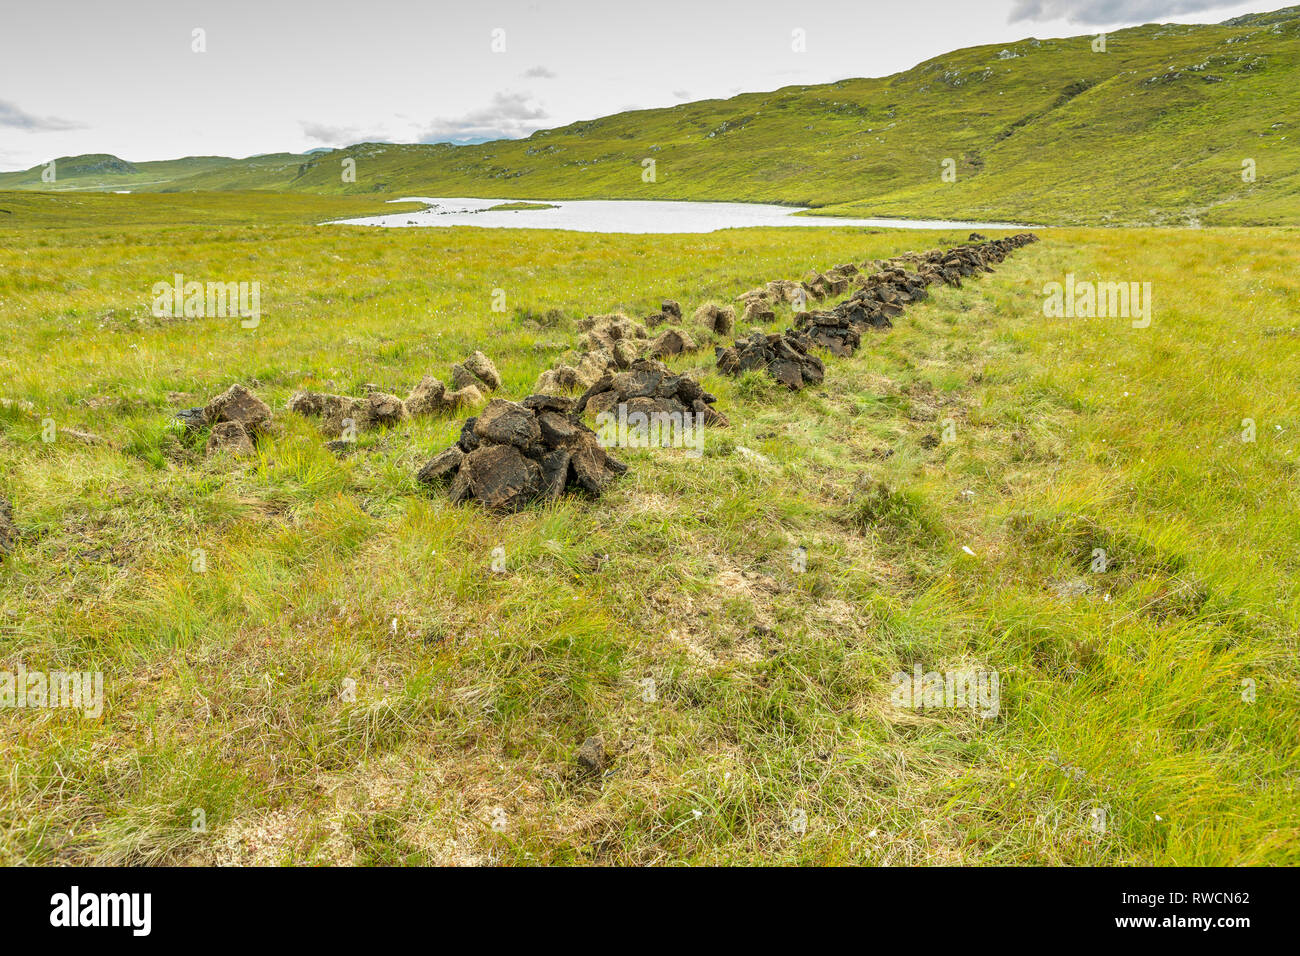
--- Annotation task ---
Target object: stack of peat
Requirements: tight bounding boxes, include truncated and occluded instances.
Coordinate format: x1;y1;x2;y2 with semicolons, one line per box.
417;397;628;513
715;330;825;390
574;358;729;427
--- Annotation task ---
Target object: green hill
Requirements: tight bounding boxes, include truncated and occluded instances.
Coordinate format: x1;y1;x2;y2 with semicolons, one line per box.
4;8;1298;224
0;154;268;192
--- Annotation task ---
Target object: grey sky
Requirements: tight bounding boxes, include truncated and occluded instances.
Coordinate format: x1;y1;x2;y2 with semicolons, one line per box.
0;0;1286;170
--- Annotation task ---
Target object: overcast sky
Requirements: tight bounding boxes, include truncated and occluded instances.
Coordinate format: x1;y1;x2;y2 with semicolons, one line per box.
0;0;1287;170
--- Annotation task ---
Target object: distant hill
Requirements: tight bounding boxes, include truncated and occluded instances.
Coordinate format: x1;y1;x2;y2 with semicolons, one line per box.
3;8;1297;224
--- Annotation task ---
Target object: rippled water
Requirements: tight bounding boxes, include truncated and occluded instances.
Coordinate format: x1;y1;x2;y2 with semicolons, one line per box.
326;196;1028;234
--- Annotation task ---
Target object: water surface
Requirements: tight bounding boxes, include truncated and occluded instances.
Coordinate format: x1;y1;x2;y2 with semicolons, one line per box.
326;196;1027;234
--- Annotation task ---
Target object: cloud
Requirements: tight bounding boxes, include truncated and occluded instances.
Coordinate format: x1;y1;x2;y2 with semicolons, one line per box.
418;92;549;145
300;121;390;147
522;66;556;79
1008;0;1239;25
672;89;692;100
0;99;83;131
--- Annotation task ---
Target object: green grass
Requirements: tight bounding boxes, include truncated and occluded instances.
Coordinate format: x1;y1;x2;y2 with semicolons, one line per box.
0;191;423;229
1;197;1297;865
3;10;1299;226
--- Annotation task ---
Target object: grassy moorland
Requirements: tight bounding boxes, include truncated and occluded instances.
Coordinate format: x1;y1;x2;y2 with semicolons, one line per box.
0;193;1296;865
3;9;1298;226
0;191;422;229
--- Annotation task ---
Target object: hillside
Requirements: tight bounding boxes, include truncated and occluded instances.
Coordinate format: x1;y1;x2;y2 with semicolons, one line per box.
3;9;1298;224
0;153;313;193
